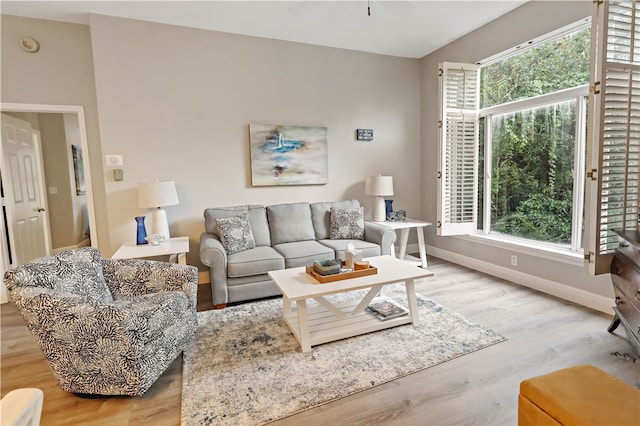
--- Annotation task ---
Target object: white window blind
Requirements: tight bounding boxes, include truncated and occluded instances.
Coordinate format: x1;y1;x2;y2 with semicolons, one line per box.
585;0;640;275
437;62;480;236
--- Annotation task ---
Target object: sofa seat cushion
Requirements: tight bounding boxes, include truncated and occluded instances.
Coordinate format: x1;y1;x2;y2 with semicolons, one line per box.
272;241;335;268
318;239;381;260
226;246;285;278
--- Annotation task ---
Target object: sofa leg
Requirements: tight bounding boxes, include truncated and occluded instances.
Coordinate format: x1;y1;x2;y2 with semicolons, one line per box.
214;303;227;310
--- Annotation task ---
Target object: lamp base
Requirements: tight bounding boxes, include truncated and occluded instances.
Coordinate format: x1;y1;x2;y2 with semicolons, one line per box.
373;196;386;222
150;207;171;240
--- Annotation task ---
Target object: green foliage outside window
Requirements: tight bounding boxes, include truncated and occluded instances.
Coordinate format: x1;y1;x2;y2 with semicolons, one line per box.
480;28;590;245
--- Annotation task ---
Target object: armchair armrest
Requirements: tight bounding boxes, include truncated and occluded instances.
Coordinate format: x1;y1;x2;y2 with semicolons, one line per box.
364;221;397;256
102;259;198;308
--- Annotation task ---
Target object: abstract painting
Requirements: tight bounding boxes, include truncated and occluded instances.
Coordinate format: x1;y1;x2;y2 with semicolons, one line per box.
249;124;328;186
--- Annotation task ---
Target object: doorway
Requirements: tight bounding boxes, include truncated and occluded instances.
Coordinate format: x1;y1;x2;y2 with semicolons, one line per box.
0;103;97;302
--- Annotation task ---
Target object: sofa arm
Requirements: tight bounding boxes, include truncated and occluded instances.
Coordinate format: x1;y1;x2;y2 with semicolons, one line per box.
364;222;397;256
102;259;198;308
200;232;229;307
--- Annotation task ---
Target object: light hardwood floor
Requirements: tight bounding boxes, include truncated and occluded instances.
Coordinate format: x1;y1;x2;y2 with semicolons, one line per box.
2;257;638;425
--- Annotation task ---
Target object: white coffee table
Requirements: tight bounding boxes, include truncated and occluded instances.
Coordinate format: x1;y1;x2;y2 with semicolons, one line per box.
268;255;434;352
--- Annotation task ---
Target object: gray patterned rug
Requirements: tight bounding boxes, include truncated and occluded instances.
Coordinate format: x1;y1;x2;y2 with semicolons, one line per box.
181;284;506;425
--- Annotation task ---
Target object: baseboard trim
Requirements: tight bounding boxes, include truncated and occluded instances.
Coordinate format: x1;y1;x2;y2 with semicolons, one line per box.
418;244;612;315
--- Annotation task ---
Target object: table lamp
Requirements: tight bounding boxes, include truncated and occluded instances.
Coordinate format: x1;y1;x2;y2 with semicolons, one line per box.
365;175;394;222
137;180;179;240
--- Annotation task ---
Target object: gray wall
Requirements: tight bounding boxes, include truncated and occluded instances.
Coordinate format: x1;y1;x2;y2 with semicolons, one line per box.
88;14;422;266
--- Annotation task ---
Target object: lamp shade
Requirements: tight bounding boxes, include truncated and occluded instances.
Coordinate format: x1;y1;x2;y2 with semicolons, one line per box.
137;180;179;208
365;175;394;196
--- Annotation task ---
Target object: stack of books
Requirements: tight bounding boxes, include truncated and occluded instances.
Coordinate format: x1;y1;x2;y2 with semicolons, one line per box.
366;299;408;321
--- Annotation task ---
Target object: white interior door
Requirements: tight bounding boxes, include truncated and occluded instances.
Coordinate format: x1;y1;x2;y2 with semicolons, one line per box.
1;113;49;266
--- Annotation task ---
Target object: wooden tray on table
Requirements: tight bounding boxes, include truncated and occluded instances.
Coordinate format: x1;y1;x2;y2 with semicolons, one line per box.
305;264;377;283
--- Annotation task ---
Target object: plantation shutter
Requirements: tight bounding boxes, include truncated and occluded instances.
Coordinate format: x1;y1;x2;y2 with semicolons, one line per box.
585;0;640;275
437;62;480;236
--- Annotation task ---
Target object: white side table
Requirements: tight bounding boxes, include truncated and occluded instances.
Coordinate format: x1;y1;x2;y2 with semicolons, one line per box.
112;236;189;265
370;219;432;268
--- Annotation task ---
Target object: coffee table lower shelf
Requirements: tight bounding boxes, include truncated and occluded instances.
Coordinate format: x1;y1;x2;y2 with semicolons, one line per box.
283;296;413;352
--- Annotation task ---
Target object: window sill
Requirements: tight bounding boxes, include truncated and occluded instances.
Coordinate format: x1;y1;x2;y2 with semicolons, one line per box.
453;233;584;267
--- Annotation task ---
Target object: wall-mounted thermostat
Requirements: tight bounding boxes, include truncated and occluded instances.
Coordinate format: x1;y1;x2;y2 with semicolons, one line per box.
356;128;374;141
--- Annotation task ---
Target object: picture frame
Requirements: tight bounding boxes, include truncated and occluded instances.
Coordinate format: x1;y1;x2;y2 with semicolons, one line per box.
249;123;328;186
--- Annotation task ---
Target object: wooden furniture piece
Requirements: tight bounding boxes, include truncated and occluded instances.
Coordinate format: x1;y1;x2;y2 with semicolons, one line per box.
518;364;639;426
369;219;432;268
112;236;189;265
609;229;640;354
268;255;433;352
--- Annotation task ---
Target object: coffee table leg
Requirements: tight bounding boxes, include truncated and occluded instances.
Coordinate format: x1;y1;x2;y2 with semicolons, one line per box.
296;299;311;352
406;279;419;325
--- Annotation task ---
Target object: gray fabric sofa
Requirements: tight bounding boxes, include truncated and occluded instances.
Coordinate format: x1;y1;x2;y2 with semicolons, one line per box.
200;200;396;308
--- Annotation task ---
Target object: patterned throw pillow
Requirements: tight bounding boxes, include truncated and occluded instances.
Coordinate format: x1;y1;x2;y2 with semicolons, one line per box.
330;207;364;240
216;213;256;254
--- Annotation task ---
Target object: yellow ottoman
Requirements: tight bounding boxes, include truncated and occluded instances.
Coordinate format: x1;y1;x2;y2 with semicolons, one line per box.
518;364;640;426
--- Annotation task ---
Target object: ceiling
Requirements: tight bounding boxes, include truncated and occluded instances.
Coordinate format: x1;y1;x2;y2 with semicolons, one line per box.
0;1;528;58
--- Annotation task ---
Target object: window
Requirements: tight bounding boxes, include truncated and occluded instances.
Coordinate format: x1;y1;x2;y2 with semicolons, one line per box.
437;1;640;276
437;24;590;252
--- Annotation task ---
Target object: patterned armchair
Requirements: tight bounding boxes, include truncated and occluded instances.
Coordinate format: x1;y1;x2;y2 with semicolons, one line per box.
3;247;198;396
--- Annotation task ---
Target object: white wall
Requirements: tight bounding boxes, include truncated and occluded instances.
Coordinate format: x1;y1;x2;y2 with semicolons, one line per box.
420;1;614;305
88;14;422;267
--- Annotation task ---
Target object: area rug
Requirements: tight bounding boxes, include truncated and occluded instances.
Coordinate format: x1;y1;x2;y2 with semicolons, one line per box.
181;284;506;425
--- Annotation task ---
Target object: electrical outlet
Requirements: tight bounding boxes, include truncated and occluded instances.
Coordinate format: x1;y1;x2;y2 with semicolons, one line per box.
113;169;123;181
511;255;518;266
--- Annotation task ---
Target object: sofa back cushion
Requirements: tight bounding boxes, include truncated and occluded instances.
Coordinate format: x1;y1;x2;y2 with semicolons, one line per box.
204;205;271;246
310;200;361;240
267;202;315;245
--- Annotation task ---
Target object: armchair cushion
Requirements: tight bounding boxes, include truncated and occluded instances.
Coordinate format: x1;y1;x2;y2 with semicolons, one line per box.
102;258;198;308
113;291;190;343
